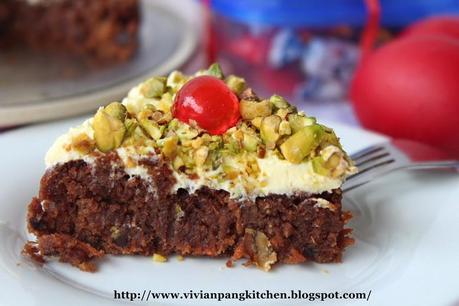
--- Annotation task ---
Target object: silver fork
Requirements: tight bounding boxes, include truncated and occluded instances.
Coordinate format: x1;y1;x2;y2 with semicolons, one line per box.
343;139;459;192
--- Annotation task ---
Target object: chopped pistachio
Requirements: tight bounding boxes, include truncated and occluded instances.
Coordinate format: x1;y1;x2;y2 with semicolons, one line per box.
224;137;241;153
175;122;200;140
121;126;149;147
110;226;120;240
240;99;272;120
124;118;138;137
311;156;329;176
194;146;209;166
162;136;178;159
175;204;185;219
71;133;95;154
251;117;263;129
240;88;259;101
312;152;343;177
93;108;126;153
275;108;291;120
208;137;222;151
269;95;289;109
158;92;173;113
152;253;167;263
316;146;349;178
260;115;281;150
288;114;317;133
140;77;166;98
280;125;324;163
104;102;127;121
245;229;277;271
139;119;163;140
148;110;171;125
222;164;239;180
278;120;291;135
232;129;244;142
137;104;156;121
191;137;204;149
150;111;163;122
242;133;259;152
257;145;266;158
325;152;342;169
182;151;195;169
206;63;224;79
173;156;185;170
167;118;179;131
320;127;341;148
225;75;246;95
208;149;222;170
167;71;188;93
194;68;208;76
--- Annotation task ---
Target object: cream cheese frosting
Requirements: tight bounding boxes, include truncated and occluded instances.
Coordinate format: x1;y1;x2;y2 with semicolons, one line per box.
46;139;345;200
45;120;350;200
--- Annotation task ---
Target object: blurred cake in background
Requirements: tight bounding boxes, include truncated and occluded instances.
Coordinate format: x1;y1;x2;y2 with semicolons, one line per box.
0;0;139;64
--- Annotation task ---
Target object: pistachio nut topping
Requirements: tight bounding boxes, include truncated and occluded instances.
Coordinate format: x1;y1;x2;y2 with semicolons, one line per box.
45;64;356;200
93;103;127;153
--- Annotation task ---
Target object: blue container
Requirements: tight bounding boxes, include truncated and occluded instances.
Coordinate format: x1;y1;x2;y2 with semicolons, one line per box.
210;0;459;102
212;0;459;28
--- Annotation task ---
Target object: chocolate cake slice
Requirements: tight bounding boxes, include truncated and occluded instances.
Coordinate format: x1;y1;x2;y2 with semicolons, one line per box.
24;64;356;272
0;0;139;64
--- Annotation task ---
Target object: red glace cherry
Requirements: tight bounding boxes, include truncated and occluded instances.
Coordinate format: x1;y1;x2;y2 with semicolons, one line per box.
173;76;240;135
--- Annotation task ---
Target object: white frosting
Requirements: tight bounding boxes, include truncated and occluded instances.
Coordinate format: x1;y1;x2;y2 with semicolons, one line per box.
257;157;342;195
45;121;345;199
45;119;95;167
170;156;343;200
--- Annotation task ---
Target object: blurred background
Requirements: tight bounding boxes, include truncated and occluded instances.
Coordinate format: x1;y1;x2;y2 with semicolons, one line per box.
0;0;458;155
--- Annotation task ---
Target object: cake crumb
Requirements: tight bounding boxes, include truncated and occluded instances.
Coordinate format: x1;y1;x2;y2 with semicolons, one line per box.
313;198;336;212
152;253;167;263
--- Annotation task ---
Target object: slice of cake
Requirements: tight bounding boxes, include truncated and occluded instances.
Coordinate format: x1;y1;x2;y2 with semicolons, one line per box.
0;0;139;64
24;64;356;272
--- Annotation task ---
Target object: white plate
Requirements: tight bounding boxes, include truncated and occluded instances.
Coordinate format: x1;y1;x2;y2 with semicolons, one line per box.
0;0;197;126
0;116;458;306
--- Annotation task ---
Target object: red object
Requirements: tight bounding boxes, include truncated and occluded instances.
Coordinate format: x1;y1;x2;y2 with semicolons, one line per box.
360;0;381;59
392;139;453;162
173;76;240;135
403;16;459;41
203;0;217;65
226;35;271;65
258;65;303;96
351;36;459;156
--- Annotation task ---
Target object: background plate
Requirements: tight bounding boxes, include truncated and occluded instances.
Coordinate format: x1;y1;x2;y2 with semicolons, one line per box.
0;116;458;306
0;0;197;126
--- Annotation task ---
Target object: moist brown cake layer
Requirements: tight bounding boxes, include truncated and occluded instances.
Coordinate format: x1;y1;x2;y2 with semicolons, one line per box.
0;0;139;64
25;153;353;271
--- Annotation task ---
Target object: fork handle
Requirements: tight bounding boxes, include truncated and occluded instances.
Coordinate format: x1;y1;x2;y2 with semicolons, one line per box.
343;160;459;192
402;161;459;171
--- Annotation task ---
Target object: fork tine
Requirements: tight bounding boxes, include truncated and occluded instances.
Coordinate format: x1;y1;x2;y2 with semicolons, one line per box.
345;142;399;192
355;152;390;167
348;159;395;180
343;181;367;193
343;159;396;192
350;145;385;161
